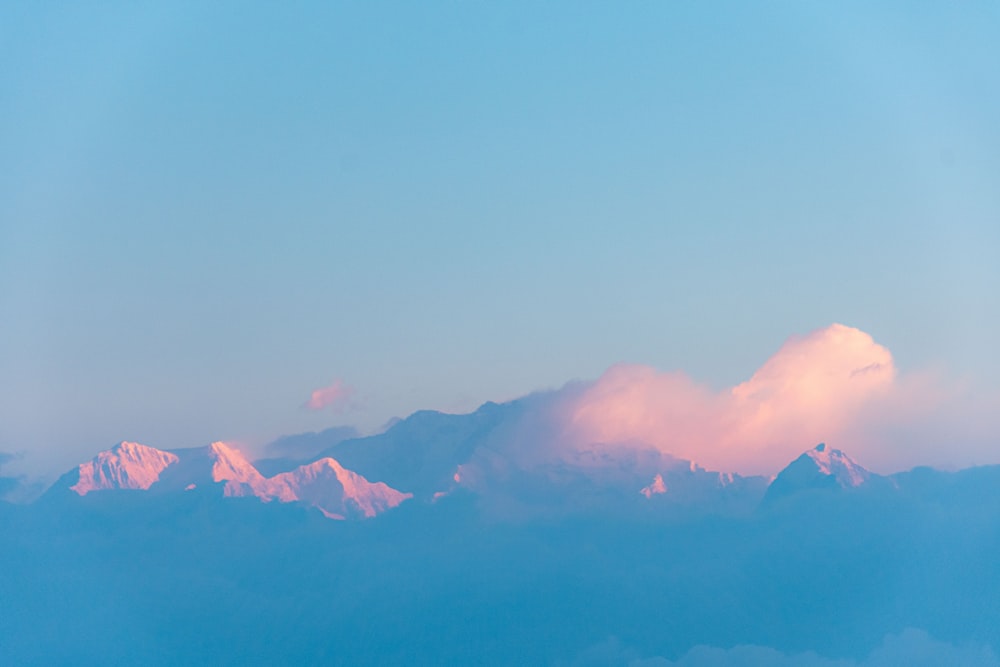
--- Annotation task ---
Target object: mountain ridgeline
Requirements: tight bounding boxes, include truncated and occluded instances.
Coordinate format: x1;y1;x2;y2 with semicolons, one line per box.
45;440;412;520
38;397;982;520
5;401;1000;665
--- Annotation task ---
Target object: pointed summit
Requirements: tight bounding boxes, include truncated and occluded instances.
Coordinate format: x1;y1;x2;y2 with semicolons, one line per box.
140;441;266;497
765;443;876;502
51;441;412;520
262;458;413;520
205;442;266;496
68;441;178;496
803;443;870;487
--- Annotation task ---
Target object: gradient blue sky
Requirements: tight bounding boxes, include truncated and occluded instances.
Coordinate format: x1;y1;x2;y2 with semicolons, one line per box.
1;2;998;475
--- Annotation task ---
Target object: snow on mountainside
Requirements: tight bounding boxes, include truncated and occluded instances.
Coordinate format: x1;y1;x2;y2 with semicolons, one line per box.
69;441;178;495
452;442;769;519
315;401;517;500
55;421;913;522
765;443;878;502
263;458;412;519
206;441;267;497
55;441;410;520
803;442;870;486
146;441;266;496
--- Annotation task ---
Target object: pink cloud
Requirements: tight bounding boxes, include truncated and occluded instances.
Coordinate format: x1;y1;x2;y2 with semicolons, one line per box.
558;323;975;475
304;380;354;412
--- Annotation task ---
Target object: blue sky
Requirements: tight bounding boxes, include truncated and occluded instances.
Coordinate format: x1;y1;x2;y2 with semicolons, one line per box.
1;2;998;474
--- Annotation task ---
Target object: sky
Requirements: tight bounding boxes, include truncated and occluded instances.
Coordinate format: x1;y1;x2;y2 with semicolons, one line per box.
1;2;998;477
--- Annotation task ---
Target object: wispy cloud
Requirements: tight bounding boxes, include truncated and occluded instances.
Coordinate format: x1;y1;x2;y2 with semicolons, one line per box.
304;380;355;412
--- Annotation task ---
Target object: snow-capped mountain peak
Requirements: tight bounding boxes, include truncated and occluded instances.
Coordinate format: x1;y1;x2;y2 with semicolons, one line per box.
803;442;870;487
207;441;256;477
262;457;413;519
54;441;412;520
765;443;876;501
203;441;265;496
69;441;179;496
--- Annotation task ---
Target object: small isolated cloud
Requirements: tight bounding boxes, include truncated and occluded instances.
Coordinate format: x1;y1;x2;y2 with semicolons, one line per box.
304;380;354;412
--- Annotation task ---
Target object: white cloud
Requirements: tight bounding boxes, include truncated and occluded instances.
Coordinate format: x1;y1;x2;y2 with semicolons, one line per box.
542;323;997;475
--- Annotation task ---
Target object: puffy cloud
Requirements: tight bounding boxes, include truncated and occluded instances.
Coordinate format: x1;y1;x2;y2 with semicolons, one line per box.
729;324;895;448
304;380;354;412
556;324;991;475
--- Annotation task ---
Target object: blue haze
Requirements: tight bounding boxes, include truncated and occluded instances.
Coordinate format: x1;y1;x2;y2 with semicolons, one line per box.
5;416;1000;665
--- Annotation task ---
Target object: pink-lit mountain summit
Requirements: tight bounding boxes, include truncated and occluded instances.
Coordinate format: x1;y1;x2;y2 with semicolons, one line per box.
61;440;411;520
52;435;887;521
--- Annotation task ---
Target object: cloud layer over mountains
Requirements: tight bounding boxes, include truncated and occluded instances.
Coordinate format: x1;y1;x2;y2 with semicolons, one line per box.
7;326;1000;665
33;323;991;506
9;323;995;484
531;323;995;475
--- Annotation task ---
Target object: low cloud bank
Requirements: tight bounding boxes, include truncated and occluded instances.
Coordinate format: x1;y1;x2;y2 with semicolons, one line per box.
533;324;998;475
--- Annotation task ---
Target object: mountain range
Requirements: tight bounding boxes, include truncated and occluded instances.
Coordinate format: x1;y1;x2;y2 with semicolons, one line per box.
5;401;1000;666
49;440;411;520
34;399;999;522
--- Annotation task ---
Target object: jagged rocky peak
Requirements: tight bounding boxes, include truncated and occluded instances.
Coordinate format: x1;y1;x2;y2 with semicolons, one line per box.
264;457;413;519
802;442;871;487
204;441;265;485
56;440;413;521
765;443;876;501
70;441;179;496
